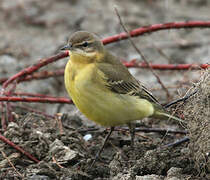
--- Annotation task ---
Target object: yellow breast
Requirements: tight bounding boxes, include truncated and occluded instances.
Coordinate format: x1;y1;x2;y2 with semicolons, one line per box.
64;57;100;120
64;57;154;127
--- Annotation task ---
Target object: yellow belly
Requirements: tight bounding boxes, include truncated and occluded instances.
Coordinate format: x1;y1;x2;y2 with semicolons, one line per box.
64;60;154;127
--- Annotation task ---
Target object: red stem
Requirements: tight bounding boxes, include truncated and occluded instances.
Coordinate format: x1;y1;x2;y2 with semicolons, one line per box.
0;63;209;85
0;134;40;163
16;69;64;83
123;61;210;70
0;96;72;104
0;69;64;85
1;21;210;88
8;92;66;98
2;52;68;90
11;104;55;119
102;21;210;44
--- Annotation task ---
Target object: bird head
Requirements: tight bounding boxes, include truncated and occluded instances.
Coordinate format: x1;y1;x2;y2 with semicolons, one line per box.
61;31;104;63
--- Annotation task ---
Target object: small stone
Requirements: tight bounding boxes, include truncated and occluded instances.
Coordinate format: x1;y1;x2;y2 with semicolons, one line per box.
167;177;181;180
167;167;182;177
83;134;92;141
49;139;80;164
7;122;19;129
28;175;50;180
180;148;190;155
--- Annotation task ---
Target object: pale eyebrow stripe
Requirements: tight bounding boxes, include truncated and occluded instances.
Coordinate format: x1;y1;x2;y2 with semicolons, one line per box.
74;40;94;46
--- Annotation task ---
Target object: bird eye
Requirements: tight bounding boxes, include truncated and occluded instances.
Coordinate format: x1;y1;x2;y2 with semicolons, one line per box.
82;41;88;47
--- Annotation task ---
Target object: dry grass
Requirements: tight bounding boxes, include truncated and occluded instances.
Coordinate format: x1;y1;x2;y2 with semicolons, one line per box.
184;69;210;177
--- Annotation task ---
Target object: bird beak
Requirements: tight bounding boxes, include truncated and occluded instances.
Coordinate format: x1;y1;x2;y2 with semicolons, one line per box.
60;44;72;51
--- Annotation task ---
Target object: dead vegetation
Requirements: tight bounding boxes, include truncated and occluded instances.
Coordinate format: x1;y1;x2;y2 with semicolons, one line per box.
184;69;210;177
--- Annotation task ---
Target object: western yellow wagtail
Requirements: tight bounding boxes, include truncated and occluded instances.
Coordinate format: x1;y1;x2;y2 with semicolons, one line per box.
61;31;184;165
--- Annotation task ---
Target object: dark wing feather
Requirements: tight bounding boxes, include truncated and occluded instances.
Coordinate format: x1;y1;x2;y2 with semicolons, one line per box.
96;52;162;106
106;77;160;105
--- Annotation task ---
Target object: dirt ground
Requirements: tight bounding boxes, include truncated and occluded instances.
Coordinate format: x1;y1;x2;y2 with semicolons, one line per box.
0;0;209;179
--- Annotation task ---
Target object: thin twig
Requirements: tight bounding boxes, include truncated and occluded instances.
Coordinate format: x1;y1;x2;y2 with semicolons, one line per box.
55;113;64;135
162;136;190;148
1;103;6;130
114;7;171;99
164;89;198;108
120;127;187;134
152;44;173;63
0;150;23;178
52;156;64;169
76;127;187;135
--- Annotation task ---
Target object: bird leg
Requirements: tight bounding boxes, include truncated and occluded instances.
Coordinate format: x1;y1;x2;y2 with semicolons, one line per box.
91;126;114;167
127;123;135;148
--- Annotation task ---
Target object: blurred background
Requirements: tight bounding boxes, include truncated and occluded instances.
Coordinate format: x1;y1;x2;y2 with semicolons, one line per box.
0;0;210;117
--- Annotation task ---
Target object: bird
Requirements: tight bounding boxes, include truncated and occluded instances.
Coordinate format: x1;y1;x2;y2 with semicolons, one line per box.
61;31;184;165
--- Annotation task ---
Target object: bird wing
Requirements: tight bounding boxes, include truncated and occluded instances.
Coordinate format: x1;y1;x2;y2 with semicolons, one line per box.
96;54;162;107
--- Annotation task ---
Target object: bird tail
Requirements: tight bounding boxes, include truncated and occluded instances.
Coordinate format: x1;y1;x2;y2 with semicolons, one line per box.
153;111;185;123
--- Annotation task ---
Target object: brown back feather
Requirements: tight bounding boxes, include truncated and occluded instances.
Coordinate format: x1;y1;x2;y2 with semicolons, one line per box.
96;51;163;109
